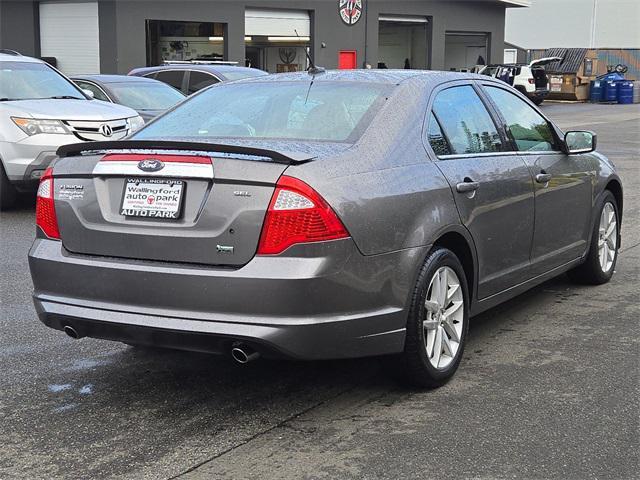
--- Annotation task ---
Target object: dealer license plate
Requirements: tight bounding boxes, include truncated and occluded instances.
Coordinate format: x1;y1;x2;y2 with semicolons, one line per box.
120;178;184;219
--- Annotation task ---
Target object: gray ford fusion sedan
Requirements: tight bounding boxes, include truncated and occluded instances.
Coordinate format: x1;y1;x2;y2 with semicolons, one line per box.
29;70;623;387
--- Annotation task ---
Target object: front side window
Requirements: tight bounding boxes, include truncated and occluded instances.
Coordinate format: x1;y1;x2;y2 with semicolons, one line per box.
432;85;502;155
133;81;389;143
485;86;558;152
0;61;84;101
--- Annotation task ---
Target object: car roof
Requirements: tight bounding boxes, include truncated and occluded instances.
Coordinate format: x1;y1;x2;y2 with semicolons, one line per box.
130;64;267;78
231;69;484;85
71;74;160;84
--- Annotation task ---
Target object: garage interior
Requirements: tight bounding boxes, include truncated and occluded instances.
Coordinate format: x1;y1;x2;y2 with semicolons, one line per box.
244;9;310;73
444;32;490;71
377;15;429;70
145;20;226;66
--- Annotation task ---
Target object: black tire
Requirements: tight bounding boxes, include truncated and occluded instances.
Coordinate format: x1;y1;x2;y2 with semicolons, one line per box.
397;247;470;388
532;98;544;106
0;161;17;211
568;191;619;285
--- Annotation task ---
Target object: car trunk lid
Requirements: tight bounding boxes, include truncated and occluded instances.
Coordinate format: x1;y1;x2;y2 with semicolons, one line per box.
51;141;317;266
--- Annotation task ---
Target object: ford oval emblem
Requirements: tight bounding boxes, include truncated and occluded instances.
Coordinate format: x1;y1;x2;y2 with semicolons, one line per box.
137;159;164;172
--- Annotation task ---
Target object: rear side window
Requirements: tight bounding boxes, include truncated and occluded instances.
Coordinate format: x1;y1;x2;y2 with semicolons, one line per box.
427;113;451;156
485;86;558;152
432;85;502;155
188;71;219;94
154;70;185;91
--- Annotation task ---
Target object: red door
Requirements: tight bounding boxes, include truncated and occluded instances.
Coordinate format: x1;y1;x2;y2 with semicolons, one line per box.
338;51;357;70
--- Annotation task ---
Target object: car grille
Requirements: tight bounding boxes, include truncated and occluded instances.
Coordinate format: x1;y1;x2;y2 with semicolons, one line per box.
64;119;129;142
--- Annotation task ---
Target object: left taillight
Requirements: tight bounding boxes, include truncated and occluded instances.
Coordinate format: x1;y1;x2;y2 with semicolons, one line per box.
528;78;536;84
35;167;60;240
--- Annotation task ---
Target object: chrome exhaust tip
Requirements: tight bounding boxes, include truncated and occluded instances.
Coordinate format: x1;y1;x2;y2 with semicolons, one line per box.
63;325;81;339
231;344;260;364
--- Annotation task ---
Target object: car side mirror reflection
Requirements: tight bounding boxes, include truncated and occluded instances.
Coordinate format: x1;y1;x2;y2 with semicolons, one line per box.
565;130;596;154
82;89;95;99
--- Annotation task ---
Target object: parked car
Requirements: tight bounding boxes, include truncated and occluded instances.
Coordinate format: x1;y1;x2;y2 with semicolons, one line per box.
29;70;622;387
479;57;562;105
71;75;186;122
0;52;144;209
128;61;268;95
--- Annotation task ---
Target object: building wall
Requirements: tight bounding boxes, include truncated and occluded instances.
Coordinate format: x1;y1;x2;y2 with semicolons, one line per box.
506;0;640;49
0;0;509;74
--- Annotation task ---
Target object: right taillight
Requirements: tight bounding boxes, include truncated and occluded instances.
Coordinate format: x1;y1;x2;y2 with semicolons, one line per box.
35;167;60;240
257;176;349;255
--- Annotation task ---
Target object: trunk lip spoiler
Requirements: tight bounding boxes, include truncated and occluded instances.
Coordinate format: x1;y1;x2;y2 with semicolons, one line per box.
55;140;316;165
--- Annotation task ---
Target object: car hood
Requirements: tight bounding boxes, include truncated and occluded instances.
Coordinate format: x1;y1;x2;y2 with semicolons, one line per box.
4;98;137;120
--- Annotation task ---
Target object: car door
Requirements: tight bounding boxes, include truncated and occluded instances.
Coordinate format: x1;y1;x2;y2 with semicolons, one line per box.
481;84;594;275
426;83;536;299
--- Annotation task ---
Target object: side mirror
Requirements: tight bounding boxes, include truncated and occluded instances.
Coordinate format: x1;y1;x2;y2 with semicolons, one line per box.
82;89;95;99
564;130;596;154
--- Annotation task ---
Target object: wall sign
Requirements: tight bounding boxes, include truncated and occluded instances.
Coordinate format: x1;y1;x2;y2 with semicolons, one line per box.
339;0;363;26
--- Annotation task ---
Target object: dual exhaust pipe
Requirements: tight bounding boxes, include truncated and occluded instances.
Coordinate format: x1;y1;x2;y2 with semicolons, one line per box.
63;325;260;364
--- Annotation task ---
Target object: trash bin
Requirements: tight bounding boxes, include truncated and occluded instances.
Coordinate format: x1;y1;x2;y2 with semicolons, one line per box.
603;80;618;102
616;81;634;104
589;80;605;102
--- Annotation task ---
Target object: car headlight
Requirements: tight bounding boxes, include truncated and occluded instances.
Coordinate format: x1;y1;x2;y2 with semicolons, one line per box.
11;117;70;136
127;115;145;133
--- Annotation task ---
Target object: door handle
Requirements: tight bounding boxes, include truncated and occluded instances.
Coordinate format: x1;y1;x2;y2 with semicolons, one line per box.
456;180;480;193
535;172;552;184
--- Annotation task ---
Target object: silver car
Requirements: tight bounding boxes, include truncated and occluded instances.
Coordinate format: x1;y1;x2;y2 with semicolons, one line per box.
29;70;623;387
0;52;144;209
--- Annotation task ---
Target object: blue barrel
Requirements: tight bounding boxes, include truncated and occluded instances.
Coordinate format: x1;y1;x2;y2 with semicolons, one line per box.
603;80;618;102
617;81;634;104
590;80;605;102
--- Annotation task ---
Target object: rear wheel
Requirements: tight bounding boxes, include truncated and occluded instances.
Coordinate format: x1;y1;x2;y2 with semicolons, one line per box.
568;191;619;285
398;248;470;388
0;161;17;210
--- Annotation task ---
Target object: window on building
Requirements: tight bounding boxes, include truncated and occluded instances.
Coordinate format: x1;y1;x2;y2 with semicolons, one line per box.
432;85;502;155
485;86;558;152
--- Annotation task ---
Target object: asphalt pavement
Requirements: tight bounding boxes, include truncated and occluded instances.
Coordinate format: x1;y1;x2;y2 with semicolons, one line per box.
0;102;638;480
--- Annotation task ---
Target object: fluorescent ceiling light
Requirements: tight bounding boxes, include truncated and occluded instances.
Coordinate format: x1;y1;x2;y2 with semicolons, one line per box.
267;36;310;42
208;36;224;42
244;36;252;42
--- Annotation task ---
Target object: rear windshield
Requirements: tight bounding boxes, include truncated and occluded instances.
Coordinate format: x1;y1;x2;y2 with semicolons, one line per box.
133;81;389;143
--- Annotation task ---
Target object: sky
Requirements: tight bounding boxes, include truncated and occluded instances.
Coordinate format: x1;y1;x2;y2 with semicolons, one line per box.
506;0;640;49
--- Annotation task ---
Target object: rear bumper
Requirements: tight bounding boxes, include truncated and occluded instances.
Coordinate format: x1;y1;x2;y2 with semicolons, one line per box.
30;238;428;360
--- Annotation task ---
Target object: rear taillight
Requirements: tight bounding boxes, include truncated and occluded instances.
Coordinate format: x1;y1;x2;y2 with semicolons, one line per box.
528;78;536;84
35;167;60;239
257;176;349;255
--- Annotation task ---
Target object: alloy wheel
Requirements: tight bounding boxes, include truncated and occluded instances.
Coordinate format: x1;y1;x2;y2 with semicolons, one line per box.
423;266;465;369
598;202;617;273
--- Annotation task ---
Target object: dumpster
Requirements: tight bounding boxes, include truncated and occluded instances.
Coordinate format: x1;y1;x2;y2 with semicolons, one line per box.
589;80;605;102
603;80;618;102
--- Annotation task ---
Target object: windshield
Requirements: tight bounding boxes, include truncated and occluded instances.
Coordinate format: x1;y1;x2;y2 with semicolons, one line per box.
221;69;268;81
133;81;389;143
108;82;185;111
0;61;84;101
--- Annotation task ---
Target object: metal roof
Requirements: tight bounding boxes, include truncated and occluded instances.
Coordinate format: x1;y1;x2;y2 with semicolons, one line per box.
537;48;588;74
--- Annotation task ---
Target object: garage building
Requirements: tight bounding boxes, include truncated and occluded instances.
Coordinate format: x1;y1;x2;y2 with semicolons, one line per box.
0;0;530;75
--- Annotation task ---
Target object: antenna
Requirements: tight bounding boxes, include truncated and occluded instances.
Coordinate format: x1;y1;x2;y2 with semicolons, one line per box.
295;29;325;75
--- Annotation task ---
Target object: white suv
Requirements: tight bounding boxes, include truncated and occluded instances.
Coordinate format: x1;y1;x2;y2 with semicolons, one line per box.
479;57;562;106
0;52;144;209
